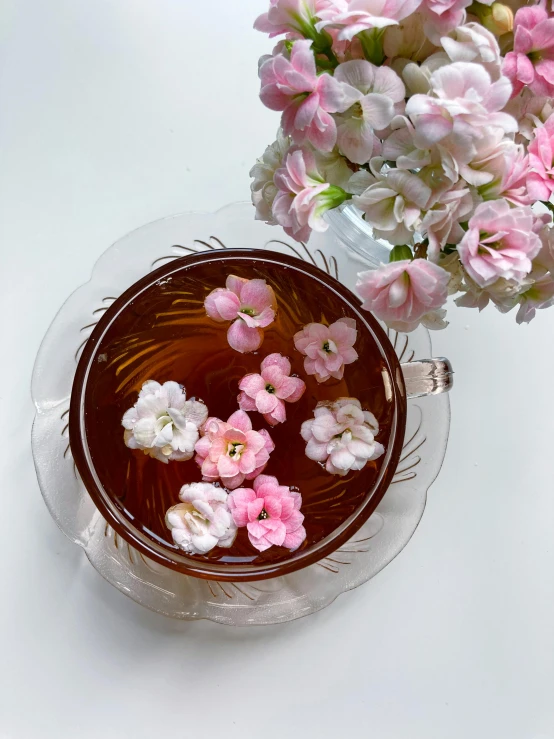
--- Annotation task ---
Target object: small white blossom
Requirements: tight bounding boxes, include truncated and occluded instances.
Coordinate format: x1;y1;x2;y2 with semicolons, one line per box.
122;380;208;463
165;482;237;555
301;397;385;476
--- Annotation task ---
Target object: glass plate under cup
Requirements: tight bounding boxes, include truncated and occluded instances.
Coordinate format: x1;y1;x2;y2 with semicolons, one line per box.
31;203;450;626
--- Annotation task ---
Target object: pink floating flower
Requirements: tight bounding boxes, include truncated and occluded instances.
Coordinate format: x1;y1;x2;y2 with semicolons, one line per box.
457;200;542;289
238;353;306;426
194;411;275;490
316;0;423;41
259;39;358;151
356;258;450;332
272;146;348;242
204;275;276;353
301;397;385;476
227;475;306;552
503;6;554;98
527;114;554;202
294;317;358;382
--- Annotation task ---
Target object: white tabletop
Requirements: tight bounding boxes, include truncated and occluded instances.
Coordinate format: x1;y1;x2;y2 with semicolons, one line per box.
1;2;553;737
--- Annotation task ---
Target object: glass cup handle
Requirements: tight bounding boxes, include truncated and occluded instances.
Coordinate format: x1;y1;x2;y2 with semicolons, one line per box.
400;358;453;399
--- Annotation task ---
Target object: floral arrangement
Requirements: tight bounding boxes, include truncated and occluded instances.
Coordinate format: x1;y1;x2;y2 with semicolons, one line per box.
121;275;386;556
250;0;554;331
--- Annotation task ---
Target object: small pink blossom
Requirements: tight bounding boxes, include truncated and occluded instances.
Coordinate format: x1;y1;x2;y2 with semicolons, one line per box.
356;258;450;332
301;397;385;476
503;6;554;99
254;0;319;37
333;60;405;164
194;411;275;490
420;183;475;261
204;275;276;353
457;200;542;289
418;0;472;44
440;22;502;80
272;146;348;242
228;475;306;552
316;0;423;41
294;317;358;382
406;62;516;146
259;39;358;151
238;353;306;426
527;114;554;202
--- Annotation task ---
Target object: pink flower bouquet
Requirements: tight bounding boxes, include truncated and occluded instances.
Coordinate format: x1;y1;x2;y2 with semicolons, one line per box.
251;0;554;330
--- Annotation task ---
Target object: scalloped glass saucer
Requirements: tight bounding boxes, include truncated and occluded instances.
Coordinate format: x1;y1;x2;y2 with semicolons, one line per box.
31;203;450;626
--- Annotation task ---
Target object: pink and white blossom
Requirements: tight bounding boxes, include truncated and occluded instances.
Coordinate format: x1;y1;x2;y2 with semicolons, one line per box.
503;6;554;99
457;200;542;289
301;397;385;476
194;411;275;490
205;275;277;353
353;168;432;245
420;183;475;260
316;0;424;41
122;381;208;464
440;22;502;79
250;129;292;223
294;317;358;382
418;0;472;44
259;39;358;151
238;353;306;426
527;114;554;202
254;0;331;37
272;146;348;241
333;60;405;164
228;475;306;552
356;257;450;331
165;483;237;555
406;62;516;146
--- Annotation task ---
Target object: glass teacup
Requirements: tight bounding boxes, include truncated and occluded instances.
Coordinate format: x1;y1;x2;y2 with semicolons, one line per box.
69;249;452;581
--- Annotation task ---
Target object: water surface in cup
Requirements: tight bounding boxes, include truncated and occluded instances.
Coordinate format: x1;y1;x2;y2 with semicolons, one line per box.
83;257;395;566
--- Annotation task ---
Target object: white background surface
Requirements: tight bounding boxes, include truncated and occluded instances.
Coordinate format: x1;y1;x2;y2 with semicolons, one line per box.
1;2;553;737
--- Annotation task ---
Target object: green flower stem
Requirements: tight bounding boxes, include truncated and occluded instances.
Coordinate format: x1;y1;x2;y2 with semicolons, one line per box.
358;28;386;66
389;244;413;262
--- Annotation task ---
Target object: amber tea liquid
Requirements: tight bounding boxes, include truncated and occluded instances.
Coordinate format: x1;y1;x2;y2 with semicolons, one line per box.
83;256;394;567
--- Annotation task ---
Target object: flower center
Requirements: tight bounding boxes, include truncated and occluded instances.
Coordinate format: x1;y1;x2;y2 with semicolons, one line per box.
265;383;276;394
528;50;542;64
322;339;337;353
240;306;256;316
227;442;245;458
323;341;330;352
257;509;269;520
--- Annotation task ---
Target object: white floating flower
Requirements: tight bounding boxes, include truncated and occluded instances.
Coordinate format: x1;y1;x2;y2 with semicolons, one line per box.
165;482;237;555
122;380;208;463
301;398;385;476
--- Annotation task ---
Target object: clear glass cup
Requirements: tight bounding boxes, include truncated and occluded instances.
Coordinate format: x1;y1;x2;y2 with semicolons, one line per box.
69;248;452;582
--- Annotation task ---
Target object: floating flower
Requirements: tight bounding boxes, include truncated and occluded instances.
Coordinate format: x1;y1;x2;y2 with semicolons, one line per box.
294;317;358;382
227;475;306;552
122;380;207;464
194;410;275;490
259;39;358;151
457;200;542;289
204;275;276;353
356;255;450;332
301;397;385;476
238;353;306;426
165;482;237;555
272;146;349;242
503;6;554;99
